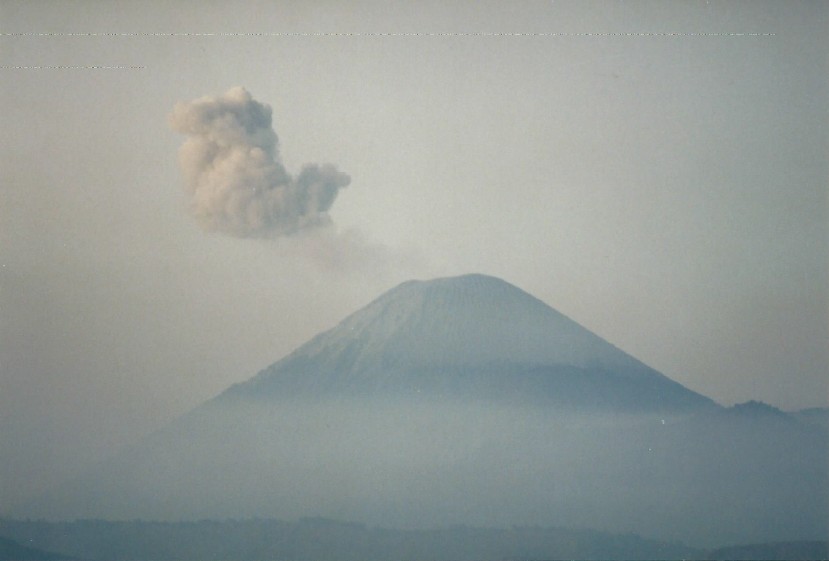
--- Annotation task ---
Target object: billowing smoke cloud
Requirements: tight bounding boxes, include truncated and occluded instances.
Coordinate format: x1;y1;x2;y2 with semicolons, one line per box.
169;87;350;238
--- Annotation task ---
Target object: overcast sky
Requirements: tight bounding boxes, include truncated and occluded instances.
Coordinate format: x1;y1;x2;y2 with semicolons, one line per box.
1;1;827;511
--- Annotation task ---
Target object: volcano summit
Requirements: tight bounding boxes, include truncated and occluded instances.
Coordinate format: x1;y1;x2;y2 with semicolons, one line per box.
229;273;712;412
25;274;827;548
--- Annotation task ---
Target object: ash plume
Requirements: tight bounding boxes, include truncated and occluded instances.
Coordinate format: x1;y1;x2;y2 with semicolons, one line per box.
169;87;350;238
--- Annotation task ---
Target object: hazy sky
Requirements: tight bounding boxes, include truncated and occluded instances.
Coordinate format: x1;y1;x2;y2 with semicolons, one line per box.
1;1;827;510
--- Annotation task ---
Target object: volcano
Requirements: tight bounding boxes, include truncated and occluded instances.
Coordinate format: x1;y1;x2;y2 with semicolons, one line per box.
226;273;713;411
23;274;827;548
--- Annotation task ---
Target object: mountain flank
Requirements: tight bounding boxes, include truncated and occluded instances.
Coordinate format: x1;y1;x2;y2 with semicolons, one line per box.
227;273;714;412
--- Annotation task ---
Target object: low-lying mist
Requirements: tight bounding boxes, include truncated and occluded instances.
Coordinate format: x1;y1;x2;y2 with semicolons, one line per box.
27;394;827;548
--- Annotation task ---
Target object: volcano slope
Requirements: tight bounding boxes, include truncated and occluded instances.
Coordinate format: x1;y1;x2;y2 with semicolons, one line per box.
27;274;827;548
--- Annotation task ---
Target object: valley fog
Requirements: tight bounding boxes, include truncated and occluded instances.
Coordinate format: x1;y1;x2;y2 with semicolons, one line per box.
29;394;827;548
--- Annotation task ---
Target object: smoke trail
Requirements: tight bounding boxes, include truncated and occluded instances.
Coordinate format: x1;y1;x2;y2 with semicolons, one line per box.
169;87;350;238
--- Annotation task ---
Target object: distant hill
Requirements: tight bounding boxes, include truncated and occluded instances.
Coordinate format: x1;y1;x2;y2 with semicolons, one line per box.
727;400;790;418
708;540;829;560
0;518;701;561
0;536;72;561
794;407;829;432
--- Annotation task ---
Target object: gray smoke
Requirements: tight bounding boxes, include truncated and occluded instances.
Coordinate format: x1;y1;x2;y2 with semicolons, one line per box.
169;87;350;238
